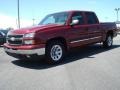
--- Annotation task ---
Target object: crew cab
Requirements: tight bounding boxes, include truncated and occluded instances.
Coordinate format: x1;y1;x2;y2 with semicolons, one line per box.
4;10;117;63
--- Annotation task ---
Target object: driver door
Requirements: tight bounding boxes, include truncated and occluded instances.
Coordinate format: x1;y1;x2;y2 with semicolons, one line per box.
67;12;89;47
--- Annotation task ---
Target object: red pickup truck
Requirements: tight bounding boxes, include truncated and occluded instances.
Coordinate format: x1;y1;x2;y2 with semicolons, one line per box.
4;10;117;63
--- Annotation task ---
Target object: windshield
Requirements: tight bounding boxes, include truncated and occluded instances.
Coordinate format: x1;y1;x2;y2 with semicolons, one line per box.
39;12;69;25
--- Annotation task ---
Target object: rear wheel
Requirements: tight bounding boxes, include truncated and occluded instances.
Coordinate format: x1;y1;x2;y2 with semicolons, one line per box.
103;34;113;48
46;41;66;64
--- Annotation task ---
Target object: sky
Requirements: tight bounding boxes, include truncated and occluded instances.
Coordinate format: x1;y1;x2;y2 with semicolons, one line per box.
0;0;119;29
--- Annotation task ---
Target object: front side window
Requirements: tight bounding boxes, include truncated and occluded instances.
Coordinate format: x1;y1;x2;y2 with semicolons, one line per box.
39;12;69;25
71;12;84;25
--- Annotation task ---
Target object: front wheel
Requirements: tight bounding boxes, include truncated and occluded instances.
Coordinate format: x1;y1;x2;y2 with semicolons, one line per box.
45;41;66;64
103;35;113;48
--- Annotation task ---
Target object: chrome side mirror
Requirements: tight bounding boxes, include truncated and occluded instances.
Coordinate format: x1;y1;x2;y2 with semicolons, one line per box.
70;19;79;26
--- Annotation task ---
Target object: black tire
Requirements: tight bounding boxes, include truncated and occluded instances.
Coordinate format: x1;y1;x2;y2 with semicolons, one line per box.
103;34;113;48
45;41;66;64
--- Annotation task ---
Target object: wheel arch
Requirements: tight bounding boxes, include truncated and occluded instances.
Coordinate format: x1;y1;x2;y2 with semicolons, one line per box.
107;30;114;37
45;37;68;51
103;30;114;41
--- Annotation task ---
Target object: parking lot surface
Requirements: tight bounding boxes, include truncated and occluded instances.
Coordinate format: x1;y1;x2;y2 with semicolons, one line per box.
0;35;120;90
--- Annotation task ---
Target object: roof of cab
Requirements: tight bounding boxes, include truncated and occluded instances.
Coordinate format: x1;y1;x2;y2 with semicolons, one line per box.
65;10;94;13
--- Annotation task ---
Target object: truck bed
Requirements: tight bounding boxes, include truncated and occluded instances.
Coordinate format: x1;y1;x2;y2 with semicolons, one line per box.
100;22;116;30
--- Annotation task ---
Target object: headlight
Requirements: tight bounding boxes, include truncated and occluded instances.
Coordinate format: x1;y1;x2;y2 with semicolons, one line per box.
24;32;35;38
23;32;35;45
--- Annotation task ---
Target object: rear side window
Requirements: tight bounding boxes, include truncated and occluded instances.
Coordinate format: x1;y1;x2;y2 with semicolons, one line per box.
71;12;84;25
86;12;98;24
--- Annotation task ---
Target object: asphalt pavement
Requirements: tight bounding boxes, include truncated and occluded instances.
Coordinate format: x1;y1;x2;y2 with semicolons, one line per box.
0;35;120;90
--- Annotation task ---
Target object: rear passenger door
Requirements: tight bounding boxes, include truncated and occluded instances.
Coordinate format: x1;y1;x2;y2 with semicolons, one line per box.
85;12;102;43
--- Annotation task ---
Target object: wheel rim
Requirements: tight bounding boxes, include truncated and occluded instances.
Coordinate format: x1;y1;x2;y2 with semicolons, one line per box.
107;36;113;46
50;45;63;61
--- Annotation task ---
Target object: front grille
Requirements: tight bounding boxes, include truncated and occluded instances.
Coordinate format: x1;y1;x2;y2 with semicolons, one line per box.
7;35;23;45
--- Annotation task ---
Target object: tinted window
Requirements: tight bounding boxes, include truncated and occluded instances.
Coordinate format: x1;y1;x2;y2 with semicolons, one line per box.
71;12;84;25
86;12;97;24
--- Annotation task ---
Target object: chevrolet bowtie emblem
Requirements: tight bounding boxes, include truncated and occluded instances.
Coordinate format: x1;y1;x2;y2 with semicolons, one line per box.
10;37;15;41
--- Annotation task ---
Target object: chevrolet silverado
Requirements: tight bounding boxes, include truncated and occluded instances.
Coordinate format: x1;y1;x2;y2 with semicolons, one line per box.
4;11;118;63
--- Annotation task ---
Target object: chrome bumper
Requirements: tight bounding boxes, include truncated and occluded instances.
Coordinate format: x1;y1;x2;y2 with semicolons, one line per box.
4;47;45;55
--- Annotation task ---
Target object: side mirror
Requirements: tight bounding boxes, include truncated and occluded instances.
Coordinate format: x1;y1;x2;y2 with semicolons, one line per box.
70;19;79;26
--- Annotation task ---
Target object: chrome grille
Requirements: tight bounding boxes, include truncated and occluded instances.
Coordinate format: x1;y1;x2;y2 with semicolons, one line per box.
7;35;23;45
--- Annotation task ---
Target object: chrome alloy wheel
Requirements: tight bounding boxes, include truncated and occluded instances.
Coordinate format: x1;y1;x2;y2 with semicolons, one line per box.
107;36;113;47
50;45;63;61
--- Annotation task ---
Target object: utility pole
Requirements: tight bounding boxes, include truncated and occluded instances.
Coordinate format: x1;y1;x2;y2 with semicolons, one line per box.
115;8;120;21
105;17;108;21
17;0;20;28
32;18;35;26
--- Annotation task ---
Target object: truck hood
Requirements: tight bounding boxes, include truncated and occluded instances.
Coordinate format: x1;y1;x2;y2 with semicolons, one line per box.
9;24;63;35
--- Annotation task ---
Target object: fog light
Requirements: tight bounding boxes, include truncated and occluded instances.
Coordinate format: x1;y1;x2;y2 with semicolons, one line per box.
24;40;34;45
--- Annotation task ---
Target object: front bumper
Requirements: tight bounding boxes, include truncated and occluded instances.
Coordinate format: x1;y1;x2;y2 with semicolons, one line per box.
4;47;45;55
4;43;45;56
